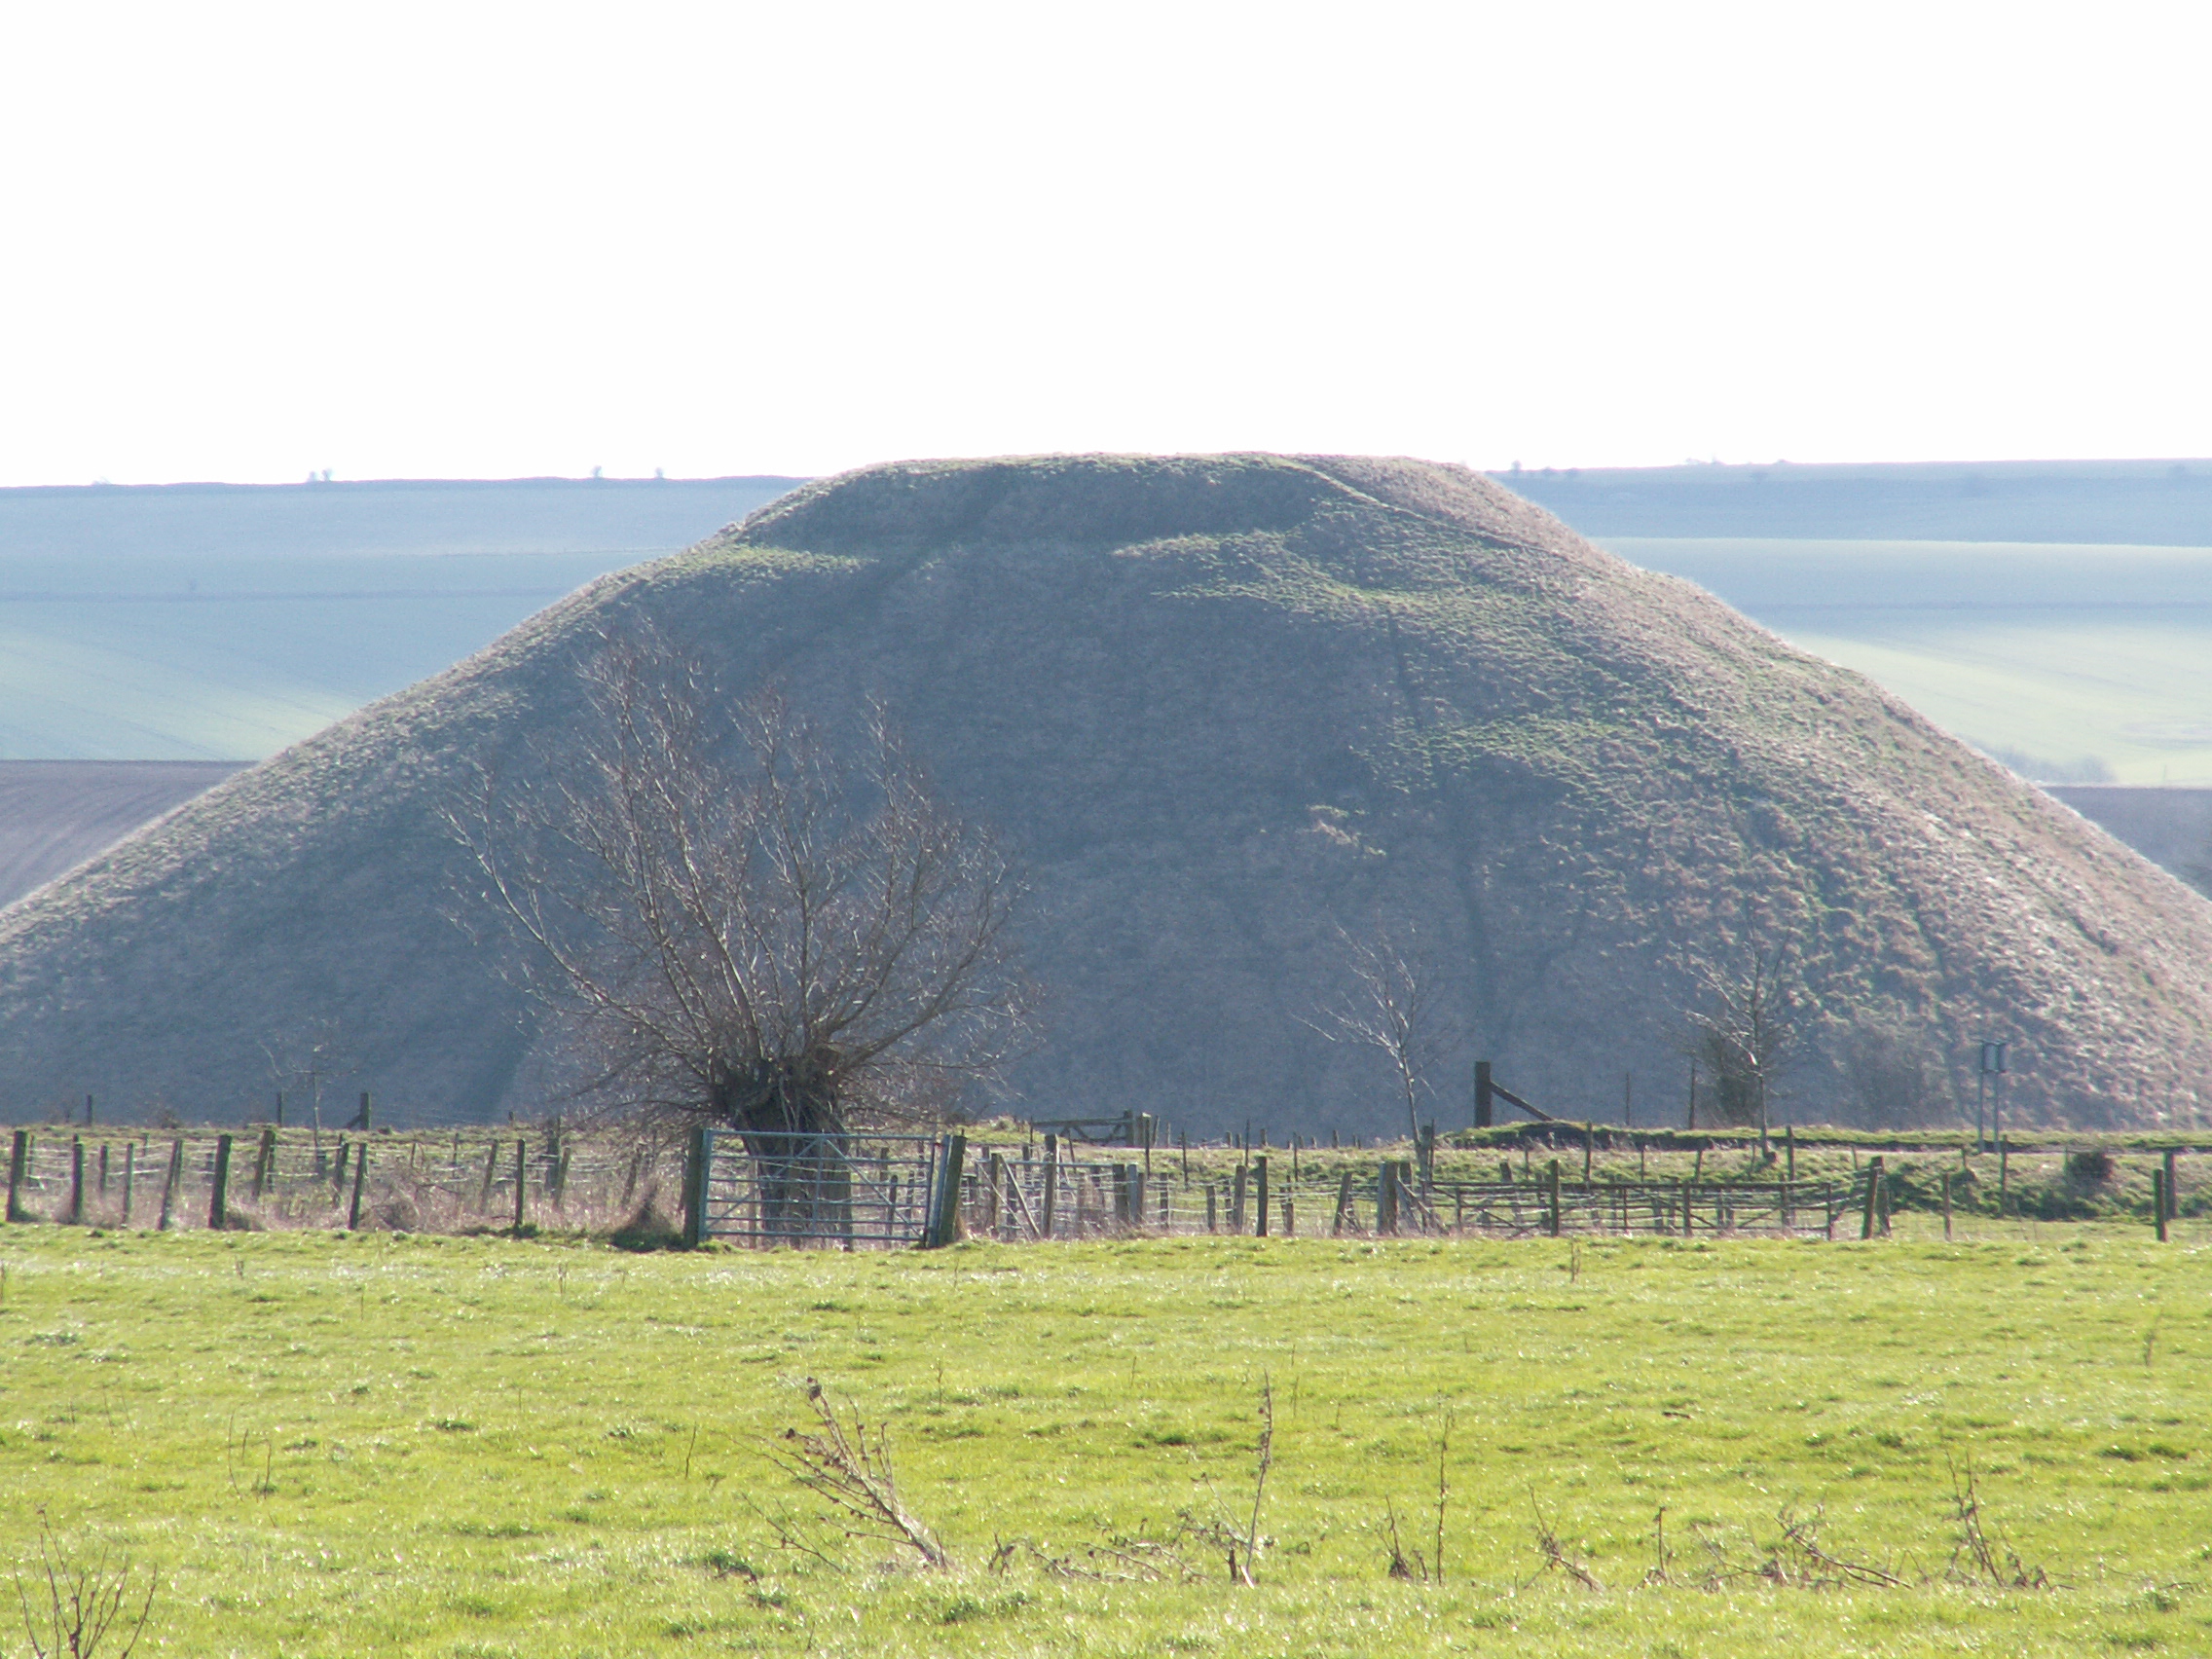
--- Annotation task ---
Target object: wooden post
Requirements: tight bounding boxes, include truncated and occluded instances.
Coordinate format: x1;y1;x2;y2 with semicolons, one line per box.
1377;1161;1396;1235
1333;1169;1353;1235
1042;1135;1058;1238
682;1124;711;1247
2163;1148;2179;1221
347;1143;368;1231
1941;1170;1952;1240
1205;1184;1218;1232
1861;1157;1882;1240
209;1133;234;1231
252;1127;276;1199
481;1141;499;1209
512;1137;528;1235
98;1140;110;1196
68;1137;85;1224
1254;1157;1270;1237
924;1134;966;1248
986;1151;1005;1238
122;1143;136;1226
1232;1164;1247;1235
1547;1159;1562;1237
333;1138;350;1195
6;1130;28;1224
157;1139;182;1231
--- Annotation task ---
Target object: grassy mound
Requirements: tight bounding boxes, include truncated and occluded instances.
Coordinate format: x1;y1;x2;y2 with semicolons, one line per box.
2;455;2207;1130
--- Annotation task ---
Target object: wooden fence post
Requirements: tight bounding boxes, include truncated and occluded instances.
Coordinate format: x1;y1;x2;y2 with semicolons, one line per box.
1205;1184;1217;1232
1254;1157;1270;1238
923;1134;966;1248
2154;1167;2168;1242
1547;1159;1562;1237
68;1137;85;1224
7;1130;28;1223
1861;1158;1882;1240
2164;1148;2179;1221
1232;1164;1247;1235
209;1133;234;1230
252;1127;276;1199
347;1143;368;1232
97;1141;110;1197
1042;1135;1057;1238
1376;1161;1396;1235
682;1124;711;1248
480;1141;499;1210
157;1139;182;1231
512;1138;528;1235
122;1144;136;1226
1333;1169;1353;1235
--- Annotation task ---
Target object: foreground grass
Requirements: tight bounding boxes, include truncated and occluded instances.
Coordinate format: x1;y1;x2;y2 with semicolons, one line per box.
2;1221;2208;1656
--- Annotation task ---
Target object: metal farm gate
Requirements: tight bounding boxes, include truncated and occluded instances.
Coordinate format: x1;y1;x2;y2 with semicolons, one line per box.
684;1129;950;1250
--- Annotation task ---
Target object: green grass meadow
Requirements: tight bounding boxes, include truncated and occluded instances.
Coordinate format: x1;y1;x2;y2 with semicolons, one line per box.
4;1221;2210;1656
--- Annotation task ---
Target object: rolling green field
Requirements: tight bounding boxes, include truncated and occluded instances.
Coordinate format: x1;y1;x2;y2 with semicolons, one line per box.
4;1222;2209;1656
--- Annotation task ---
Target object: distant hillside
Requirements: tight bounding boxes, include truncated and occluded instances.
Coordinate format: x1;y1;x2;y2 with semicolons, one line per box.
3;455;2206;1135
1499;459;2212;543
0;475;800;759
0;761;244;908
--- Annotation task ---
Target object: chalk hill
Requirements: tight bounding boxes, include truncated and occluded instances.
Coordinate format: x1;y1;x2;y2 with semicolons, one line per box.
3;456;2207;1131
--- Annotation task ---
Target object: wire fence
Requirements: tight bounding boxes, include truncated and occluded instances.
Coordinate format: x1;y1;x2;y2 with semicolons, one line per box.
6;1119;2186;1247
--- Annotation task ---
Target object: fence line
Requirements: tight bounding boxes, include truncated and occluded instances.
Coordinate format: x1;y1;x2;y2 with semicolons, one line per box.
8;1121;2181;1248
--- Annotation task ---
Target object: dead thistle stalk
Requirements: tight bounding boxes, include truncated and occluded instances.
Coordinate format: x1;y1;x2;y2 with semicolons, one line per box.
763;1378;951;1570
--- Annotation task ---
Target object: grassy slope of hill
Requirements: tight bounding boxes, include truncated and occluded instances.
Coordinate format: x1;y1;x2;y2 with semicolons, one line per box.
3;1227;2208;1656
1;454;2206;1134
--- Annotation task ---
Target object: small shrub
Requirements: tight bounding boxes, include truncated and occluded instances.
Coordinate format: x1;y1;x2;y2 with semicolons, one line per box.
2066;1150;2115;1188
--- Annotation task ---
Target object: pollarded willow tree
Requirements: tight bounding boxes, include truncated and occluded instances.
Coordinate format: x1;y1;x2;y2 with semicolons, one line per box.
453;628;1033;1140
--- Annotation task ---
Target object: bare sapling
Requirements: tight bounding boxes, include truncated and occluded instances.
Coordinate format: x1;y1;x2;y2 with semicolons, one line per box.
14;1510;157;1659
1304;926;1458;1145
761;1379;951;1570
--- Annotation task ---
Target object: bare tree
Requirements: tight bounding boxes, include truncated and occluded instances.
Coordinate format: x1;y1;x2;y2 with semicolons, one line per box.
451;628;1031;1140
1685;950;1796;1145
1306;926;1456;1143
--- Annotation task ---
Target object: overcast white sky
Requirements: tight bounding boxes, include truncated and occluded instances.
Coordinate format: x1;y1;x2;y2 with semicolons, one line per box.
2;2;2207;486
